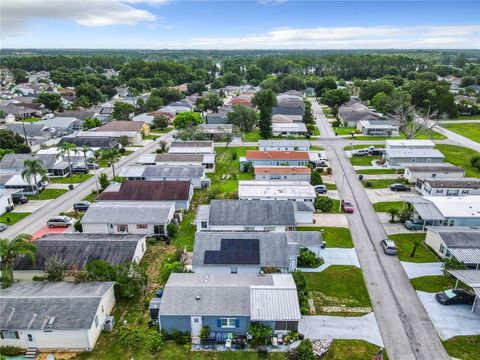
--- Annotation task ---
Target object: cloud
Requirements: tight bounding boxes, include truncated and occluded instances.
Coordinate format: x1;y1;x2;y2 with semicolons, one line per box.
188;25;480;49
0;0;166;39
258;0;288;5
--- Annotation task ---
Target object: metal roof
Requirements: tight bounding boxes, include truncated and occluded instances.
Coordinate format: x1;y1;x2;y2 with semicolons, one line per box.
258;139;310;148
448;249;480;265
402;197;445;221
238;180;316;199
81;202;174;224
447;270;480;287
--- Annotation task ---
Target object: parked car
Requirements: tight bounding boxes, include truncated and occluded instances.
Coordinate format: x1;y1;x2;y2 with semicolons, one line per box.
368;147;384;156
381;239;397;255
87;162;99;170
0;223;7;232
352;149;369;157
47;216;74;228
72;166;89;174
435;289;475;306
13;196;29;205
404;219;424;230
42;113;54;120
314;185;328;194
341;200;354;213
73;201;91;211
316;160;328;168
389;183;411;192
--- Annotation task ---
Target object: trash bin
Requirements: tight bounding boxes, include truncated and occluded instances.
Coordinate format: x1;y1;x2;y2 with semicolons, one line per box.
68;184;74;190
358;175;364;181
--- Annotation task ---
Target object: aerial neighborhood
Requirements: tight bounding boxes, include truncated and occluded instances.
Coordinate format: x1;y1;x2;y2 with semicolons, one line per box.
1;27;480;360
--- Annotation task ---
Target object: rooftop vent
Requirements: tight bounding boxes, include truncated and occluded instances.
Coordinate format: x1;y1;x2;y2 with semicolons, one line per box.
195;296;201;301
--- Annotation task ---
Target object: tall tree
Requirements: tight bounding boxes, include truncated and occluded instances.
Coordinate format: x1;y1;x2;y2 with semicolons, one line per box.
0;234;35;288
101;149;120;178
58;141;77;177
173;112;203;130
314;77;337;97
320;88;350;118
21;158;47;195
227;105;258;133
252;89;277;139
112;102;135;120
38;92;62;111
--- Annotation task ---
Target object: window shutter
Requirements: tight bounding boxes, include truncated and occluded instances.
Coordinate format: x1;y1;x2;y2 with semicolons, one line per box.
217;319;222;328
0;332;3;339
235;319;240;328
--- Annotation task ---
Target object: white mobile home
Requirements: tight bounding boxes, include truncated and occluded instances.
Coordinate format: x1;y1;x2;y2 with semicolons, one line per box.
403;164;465;183
415;178;480;197
258;140;310;152
238;181;316;203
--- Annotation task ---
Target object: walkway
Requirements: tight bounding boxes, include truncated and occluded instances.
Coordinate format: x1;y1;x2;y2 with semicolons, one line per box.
299;313;384;347
401;262;443;279
299;248;359;272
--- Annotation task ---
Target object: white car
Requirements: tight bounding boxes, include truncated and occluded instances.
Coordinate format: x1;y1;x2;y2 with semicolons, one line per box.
42;113;54;120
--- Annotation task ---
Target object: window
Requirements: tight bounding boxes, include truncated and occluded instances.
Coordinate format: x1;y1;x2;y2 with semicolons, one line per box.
264;226;275;231
94;315;99;328
462;190;469;194
27;334;33;342
220;318;236;328
117;224;128;232
231;266;237;274
439;244;445;254
136;224;148;229
244;226;255;231
436;189;444;194
446;249;451;258
194;318;199;323
0;331;19;339
201;221;208;229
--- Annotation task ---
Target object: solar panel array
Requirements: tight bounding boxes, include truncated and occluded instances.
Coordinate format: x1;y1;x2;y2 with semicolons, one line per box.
204;238;260;265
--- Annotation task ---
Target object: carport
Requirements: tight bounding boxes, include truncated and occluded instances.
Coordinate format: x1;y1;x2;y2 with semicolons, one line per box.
401;196;445;231
447;269;480;312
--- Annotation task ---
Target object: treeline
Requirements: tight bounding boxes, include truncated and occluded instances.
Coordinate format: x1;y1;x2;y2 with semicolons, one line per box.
0;55;126;71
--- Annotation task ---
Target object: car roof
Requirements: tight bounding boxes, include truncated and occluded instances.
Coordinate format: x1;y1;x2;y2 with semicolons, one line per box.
384;239;396;246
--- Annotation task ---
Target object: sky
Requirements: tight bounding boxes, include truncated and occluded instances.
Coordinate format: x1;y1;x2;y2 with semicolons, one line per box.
1;0;479;49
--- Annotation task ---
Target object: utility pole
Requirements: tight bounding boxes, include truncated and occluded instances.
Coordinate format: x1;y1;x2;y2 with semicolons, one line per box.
21;117;28;146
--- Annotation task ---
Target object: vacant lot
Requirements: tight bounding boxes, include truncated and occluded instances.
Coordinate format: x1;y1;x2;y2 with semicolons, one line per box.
388;233;438;263
362;178;405;189
435;144;480;178
442;122;480;143
323;339;389;360
297;226;353;248
350;155;380;166
50;173;94;184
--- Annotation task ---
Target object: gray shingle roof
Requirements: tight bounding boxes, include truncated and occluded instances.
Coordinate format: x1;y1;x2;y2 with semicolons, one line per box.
0;282;114;330
6;123;48;138
208;200;296;226
14;233;144;270
142;165;204;178
0;153;58;170
155;154;205;162
170;141;213;148
422;178;480;189
405;164;464;172
59;136;118;148
81;202;174;224
432;227;480;248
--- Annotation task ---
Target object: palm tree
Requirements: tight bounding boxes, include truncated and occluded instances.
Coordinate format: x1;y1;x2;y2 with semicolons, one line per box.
101;149;120;179
58;141;77;177
387;208;399;223
21;158;47;195
80;145;90;161
0;234;35;288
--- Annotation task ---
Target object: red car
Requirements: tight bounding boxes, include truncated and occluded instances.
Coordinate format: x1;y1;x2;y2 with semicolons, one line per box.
341;200;354;213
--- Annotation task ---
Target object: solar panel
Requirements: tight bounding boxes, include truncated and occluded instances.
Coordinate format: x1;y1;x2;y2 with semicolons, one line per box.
204;238;260;265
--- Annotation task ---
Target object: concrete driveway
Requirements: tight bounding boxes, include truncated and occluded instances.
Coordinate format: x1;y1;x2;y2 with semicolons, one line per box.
377;213;425;235
11;200;50;213
401;262;443;279
299;313;383;347
308;214;349;227
417;291;480;340
366;188;418;203
299;248;360;272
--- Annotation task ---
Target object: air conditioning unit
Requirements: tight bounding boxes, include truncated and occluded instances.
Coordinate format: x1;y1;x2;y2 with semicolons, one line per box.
103;316;114;332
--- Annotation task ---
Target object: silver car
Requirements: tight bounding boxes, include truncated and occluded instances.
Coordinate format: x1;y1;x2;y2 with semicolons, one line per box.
0;223;7;232
47;216;74;228
381;239;397;255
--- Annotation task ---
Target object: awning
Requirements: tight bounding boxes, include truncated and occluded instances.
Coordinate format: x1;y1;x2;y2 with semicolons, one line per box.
448;248;480;265
447;270;480;287
401;196;445;221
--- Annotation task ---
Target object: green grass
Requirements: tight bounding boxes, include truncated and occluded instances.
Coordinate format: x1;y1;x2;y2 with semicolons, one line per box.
410;275;463;293
325;183;337;190
297;226;353;248
356;168;399;174
242;131;261;142
333;127;356;136
343;144;385;151
83;191;99;203
443;336;480;360
442;122;480;143
454;115;480;120
323;339;388;360
314;126;320;136
304;266;371;316
362;178;405;189
27;188;68;200
435;144;480;178
350;155;380;166
150;126;173;133
143;134;160;140
0;212;30;225
353;129;446;141
311;146;324;150
23;117;42;123
315;198;341;214
122;150;134;156
388;233;439;263
372;201;405;212
50;173;94;183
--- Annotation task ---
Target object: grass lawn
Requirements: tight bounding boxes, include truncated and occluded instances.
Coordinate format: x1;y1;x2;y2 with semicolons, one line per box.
242;131;261;142
314;126;320;136
83;191;100;203
50;173;94;184
442;122;480;143
362;178;405;189
435;144;480;178
454;115;480;120
344;144;385;151
388;233;439;263
315;197;340;214
333;127;356;136
27;188;68;200
356;168;399;175
311;146;324;151
304;266;371;316
297;226;353;248
325;183;337;190
122;150;134;156
372;201;405;212
323;339;388;360
143;134;160;140
353;129;446;141
150;126;173;133
410;275;464;293
23;117;42;123
443;335;480;360
0;212;30;225
350;155;380;166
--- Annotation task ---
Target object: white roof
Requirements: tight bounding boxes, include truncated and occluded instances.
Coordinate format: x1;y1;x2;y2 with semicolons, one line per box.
425;196;480;218
77;130;138;138
386;148;445;158
359;120;397;129
168;147;214;155
238;180;316;199
81;202;175;224
0;189;19;197
386;140;435;147
137;154;156;164
272;123;307;132
132;113;155;123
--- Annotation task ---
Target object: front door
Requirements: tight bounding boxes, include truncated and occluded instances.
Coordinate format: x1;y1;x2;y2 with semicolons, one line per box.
154;225;165;235
26;333;36;347
108;223;114;234
191;316;202;337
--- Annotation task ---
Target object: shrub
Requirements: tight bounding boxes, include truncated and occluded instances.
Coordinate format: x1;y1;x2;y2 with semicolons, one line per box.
160;260;184;282
5;217;11;224
248;322;272;347
119;326;143;350
365;181;373;188
332;120;342;127
99;172;110;189
200;325;210;340
297;339;316;360
231;152;238;160
262;267;280;273
74;221;83;232
326;167;332;175
311;171;323;186
0;346;23;356
292;270;309;315
146;330;163;353
297;248;323;268
167;223;178;238
470;153;480;170
398;208;413;223
315;196;333;212
44;255;66;281
171;329;190;344
442;257;465;275
316;167;324;174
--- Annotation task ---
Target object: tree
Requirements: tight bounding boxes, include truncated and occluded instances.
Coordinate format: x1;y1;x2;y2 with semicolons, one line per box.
101;149;120;178
196;93;223;113
359;79;395;101
173;112;203;130
0;234;35;288
442;257;465;275
187;80;207;95
152;115;169;130
44;255;66;282
210;78;224;89
391;104;439;140
297;339;316;360
252;89;277;139
115;262;147;299
278;74;306;91
470;153;480;171
58;141;77;177
167;223;178;238
83;117;102;130
320;88;350;117
21;158;47;195
246;65;266;84
248;323;272;347
315;196;333;212
227;105;258;133
314;77;337;97
387;208;399;223
13;69;28;84
144;96;163;112
222;72;242;86
38;92;62;111
112;102;134;120
75;83;103;105
0;129;31;153
311;170;323;186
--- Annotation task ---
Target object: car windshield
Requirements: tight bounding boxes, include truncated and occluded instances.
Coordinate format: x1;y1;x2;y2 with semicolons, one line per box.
344;201;352;206
443;289;456;298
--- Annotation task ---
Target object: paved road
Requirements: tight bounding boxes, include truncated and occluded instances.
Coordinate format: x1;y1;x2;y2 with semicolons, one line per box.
311;98;336;137
328;145;449;360
2;131;176;239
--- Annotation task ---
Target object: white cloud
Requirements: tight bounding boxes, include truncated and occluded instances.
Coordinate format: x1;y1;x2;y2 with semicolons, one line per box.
188;25;480;49
258;0;288;5
0;0;165;39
